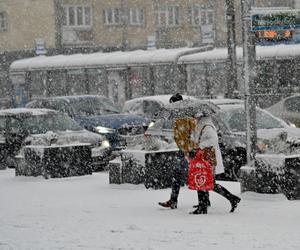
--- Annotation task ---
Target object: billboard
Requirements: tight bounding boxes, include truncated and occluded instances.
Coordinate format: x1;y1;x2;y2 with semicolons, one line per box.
251;9;300;31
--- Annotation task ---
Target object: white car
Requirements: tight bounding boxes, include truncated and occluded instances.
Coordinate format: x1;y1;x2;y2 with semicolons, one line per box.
123;95;198;120
266;94;300;128
213;102;300;153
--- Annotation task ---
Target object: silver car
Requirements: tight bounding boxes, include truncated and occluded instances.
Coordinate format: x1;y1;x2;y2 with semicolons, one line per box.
266;94;300;128
123;95;198;120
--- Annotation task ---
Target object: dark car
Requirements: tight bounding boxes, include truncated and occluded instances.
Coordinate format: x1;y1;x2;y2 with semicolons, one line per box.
0;108;111;170
143;99;247;181
26;95;149;150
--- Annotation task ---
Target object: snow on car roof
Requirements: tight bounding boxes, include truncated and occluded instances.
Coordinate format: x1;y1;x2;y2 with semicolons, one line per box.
0;108;58;116
29;95;107;103
10;47;206;72
124;95;198;106
216;103;245;111
178;44;300;63
206;98;244;106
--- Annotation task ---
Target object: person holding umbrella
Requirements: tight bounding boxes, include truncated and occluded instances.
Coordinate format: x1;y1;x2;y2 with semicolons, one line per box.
189;110;241;214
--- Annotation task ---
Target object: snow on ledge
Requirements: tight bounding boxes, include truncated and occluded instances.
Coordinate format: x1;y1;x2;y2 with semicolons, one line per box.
10;47;205;72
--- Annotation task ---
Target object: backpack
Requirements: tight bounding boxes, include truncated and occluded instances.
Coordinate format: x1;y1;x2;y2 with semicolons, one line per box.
173;117;198;154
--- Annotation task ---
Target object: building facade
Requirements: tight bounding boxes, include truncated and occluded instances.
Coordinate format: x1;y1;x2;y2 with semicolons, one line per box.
0;0;296;99
0;0;230;53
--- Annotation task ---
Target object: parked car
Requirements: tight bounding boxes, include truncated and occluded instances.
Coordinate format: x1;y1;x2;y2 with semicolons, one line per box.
123;95;198;120
141;99;247;181
0;108;111;170
213;102;300;153
213;101;300;199
266;94;300;128
26;95;149;150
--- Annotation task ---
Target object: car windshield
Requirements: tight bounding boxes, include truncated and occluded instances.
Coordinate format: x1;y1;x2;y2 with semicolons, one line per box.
220;107;285;132
69;97;121;116
26;99;72;116
22;113;83;134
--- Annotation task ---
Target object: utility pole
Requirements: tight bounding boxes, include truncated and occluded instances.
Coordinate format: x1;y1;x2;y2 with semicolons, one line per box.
54;0;63;52
241;0;257;165
121;0;129;51
225;0;238;98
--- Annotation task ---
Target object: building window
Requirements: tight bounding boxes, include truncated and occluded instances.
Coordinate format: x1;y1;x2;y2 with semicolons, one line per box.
63;5;92;27
129;8;144;26
191;5;214;26
0;12;7;32
155;5;180;27
103;8;121;25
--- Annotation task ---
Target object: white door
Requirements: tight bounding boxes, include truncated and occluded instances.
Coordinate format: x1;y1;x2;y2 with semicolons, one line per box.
107;71;125;106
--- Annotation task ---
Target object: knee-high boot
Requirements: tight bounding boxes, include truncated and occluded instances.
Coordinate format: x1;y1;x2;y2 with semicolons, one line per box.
213;183;241;212
190;191;209;214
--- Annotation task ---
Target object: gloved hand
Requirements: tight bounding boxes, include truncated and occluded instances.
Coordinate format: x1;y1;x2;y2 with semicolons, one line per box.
189;149;197;159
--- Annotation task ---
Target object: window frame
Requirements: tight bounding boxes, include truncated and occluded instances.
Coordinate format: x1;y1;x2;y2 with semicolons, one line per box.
129;8;144;26
0;12;8;32
103;8;121;26
190;5;214;26
155;5;180;27
63;5;92;28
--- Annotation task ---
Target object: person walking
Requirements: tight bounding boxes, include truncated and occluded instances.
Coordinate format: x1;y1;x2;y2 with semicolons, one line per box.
158;115;197;209
158;93;196;209
189;110;241;214
158;93;212;209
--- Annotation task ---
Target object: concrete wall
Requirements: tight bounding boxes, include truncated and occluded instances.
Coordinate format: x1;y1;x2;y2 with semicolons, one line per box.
0;0;56;52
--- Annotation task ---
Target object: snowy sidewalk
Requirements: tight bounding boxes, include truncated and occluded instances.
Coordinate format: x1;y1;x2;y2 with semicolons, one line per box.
0;169;299;250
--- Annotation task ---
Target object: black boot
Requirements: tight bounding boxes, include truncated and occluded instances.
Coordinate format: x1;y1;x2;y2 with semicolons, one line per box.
158;199;177;209
194;196;211;207
229;196;241;213
190;205;207;214
190;190;209;214
214;183;241;213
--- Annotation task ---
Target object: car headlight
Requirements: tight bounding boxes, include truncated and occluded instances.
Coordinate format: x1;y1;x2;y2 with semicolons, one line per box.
288;121;297;128
95;126;115;134
257;139;269;153
101;139;110;148
148;121;155;128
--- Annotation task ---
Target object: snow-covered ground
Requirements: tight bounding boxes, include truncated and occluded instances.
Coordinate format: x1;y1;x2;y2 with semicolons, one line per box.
0;169;300;250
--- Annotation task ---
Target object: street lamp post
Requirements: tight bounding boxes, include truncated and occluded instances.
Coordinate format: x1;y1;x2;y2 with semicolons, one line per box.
241;0;257;165
225;0;238;98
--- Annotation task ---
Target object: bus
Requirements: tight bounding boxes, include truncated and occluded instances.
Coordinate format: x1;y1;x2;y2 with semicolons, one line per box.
9;46;211;107
9;43;300;108
177;43;300;108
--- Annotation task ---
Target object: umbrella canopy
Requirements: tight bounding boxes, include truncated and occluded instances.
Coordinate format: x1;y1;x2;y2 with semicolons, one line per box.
155;99;219;120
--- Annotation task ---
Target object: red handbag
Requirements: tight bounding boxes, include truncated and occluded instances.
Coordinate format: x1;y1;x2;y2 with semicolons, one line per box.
188;150;214;191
